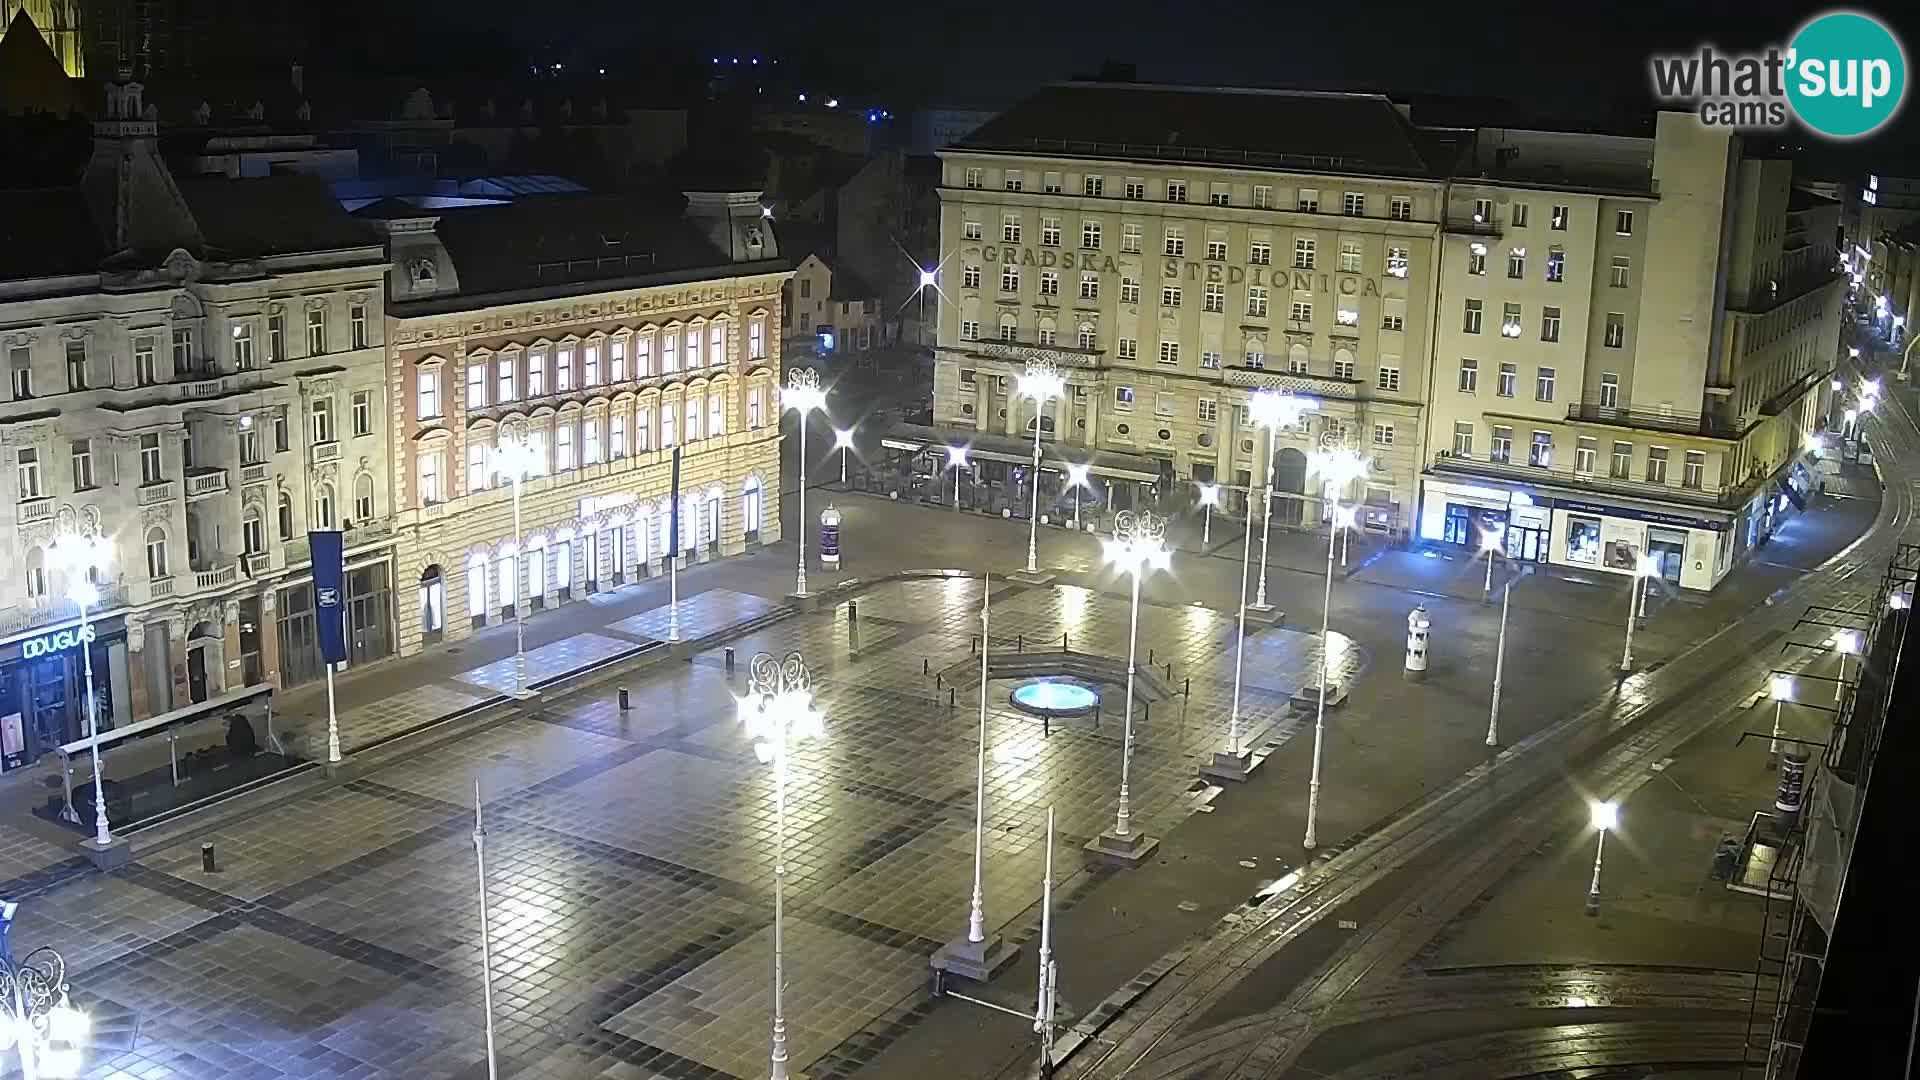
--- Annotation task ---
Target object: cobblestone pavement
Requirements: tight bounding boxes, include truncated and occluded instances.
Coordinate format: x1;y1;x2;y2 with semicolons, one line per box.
15;576;1356;1079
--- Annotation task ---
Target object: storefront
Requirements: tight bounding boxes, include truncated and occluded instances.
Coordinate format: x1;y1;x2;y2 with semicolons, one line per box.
0;615;133;771
1420;479;1524;553
277;560;395;688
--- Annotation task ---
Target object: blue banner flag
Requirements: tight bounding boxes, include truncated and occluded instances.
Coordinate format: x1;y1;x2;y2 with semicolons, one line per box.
310;530;348;664
668;446;683;555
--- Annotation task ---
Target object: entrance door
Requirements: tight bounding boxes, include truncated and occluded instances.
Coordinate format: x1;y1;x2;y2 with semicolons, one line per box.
1443;504;1474;546
187;646;209;704
1507;523;1547;562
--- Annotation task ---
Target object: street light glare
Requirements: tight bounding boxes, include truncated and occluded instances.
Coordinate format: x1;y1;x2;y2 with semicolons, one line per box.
1770;673;1795;701
1198;483;1220;506
1590;801;1619;831
833;428;855;449
1480;529;1504;553
1066;462;1090;485
1332;504;1358;531
1835;630;1862;655
917;266;938;289
1249;389;1317;431
946;445;968;467
1635;554;1662;578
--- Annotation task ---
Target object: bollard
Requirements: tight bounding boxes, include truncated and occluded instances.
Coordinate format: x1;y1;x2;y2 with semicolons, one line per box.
1149;648;1156;665
936;673;943;690
971;635;978;655
1143;701;1151;723
949;688;956;708
1062;632;1069;651
1184;676;1191;697
725;647;736;675
201;842;217;873
1018;634;1025;653
924;658;931;675
618;687;631;711
1166;662;1173;681
848;601;859;623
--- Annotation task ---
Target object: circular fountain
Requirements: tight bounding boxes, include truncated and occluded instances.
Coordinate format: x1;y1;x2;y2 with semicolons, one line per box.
1009;679;1100;720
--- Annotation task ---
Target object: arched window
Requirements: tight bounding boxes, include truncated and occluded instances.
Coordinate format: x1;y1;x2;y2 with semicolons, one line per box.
313;483;335;530
242;507;264;554
24;547;47;599
743;475;763;537
1288;342;1310;374
419;564;445;637
355;472;375;521
145;527;169;579
277;490;295;539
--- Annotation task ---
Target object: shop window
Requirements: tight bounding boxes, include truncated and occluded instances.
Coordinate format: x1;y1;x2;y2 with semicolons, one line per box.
1565;517;1601;564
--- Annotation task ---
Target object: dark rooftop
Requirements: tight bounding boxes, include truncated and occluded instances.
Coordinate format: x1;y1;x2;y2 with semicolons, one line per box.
0;187;100;280
177;174;379;258
957;82;1440;177
1789;186;1841;212
419;194;744;297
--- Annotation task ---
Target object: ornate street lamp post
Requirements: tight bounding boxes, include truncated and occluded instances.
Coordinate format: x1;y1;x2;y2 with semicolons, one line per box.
1302;445;1368;850
0;942;90;1079
783;369;827;597
1248;391;1317;611
1016;360;1066;575
1089;510;1169;863
494;421;543;699
48;510;112;847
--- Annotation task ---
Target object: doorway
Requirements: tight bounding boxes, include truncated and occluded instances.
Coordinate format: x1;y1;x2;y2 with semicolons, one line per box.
1506;522;1547;562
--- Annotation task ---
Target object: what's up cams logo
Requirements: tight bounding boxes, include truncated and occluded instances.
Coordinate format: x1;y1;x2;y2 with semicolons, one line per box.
1650;10;1907;138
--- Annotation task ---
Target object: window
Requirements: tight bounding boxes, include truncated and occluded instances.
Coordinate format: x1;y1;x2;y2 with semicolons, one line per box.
1118;338;1137;361
1683;450;1705;489
498;355;517;401
1290;300;1313;323
1529;431;1552;467
1390;195;1413;221
69;438;94;490
611;412;628;456
277;490;294;538
145;528;168;579
1340;240;1362;273
964;167;982;189
226;323;255;370
1490;425;1513;463
1114;386;1135;409
1298;189;1319;213
1288;351;1310;374
1510;201;1531;227
243;509;264;556
1201;350;1221;369
1507;248;1526;278
311;397;335;443
964;220;983;241
467;361;487;408
1250;241;1271;265
749;319;766;360
1001;265;1020;292
961;320;980;341
529;348;548;394
1037;326;1056;346
1164;227;1184;257
1155;392;1175;417
467;443;489;491
134;336;158;385
1546;249;1566;282
1497;362;1517;397
637;407;654;451
15;448;41;499
1198;398;1218;422
963;265;981;289
1079;274;1099;301
1333;355;1356;380
1610;441;1632;478
1122;223;1142;252
1609;256;1630;288
1246;349;1266;369
267;314;285;362
1458;357;1479;393
1343;192;1366;216
554;422;575;469
661;404;677;447
355;473;375;520
635;336;654;377
350;303;369;349
1604;312;1625;349
1042;217;1061;247
1082;221;1102;249
1121;276;1140;304
1463;299;1483;334
305;308;326;354
1253;185;1273;209
1166;180;1186;203
1207;239;1227;261
682;330;700;372
1043;173;1063;194
1551;204;1569;230
1452;421;1474;456
417;367;441;419
1162;285;1182;308
1382;313;1405;332
59;339;88;391
1501;302;1523;337
1615;210;1634;235
1536;366;1557;401
1083;175;1104;197
1204;282;1225;312
1247;286;1268;317
710;394;726;437
1004;170;1023;191
171;327;193;374
313;484;336;529
1209;185;1230;207
1125;178;1145;200
273;407;289;452
1575;437;1597;474
1467;244;1487;275
419;451;444;503
1473;198;1493;223
1294;237;1316;269
1003;214;1021;243
353;389;373;435
1159;341;1180;365
1386;245;1409;278
1599;372;1620;408
584;344;601;385
1541;307;1562;343
1646;446;1668;483
1040;271;1060;296
1373;422;1395;446
1080;326;1098;350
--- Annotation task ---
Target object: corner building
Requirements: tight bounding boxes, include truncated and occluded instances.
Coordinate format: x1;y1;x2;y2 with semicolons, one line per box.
929;84;1444;536
366;191;788;656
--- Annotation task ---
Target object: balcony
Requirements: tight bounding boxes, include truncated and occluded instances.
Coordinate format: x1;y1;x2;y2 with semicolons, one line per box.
17;497;53;525
1444;215;1503;236
1565;401;1744;440
150;577;175;599
0;583;128;636
1224;366;1360;400
241;462;270;487
1431;450;1737;507
136;480;176;506
310;440;341;465
964;339;1105;369
244;552;271;575
194;563;239;591
185;468;229;499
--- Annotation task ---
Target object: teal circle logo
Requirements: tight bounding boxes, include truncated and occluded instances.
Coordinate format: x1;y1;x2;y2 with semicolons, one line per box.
1787;11;1907;138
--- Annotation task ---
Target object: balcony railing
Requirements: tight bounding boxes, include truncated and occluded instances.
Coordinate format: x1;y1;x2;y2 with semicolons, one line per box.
966;339;1104;369
0;583;129;636
1444;216;1503;236
1224;366;1360;400
310;440;341;465
1565;401;1743;439
241;463;269;487
244;552;271;575
194;563;238;590
137;480;176;506
17;497;54;524
150;577;175;599
1431;450;1736;506
185;468;229;498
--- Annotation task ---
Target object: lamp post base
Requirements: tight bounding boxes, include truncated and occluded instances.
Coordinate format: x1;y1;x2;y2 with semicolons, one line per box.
1085;829;1160;866
929;931;1019;984
1200;749;1253;783
506;688;540;702
1243;605;1286;628
80;833;133;869
1008;569;1056;585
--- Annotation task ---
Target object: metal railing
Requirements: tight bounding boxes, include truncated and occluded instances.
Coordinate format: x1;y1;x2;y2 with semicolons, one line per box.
185;469;229;497
1431;450;1735;505
1224;366;1360;399
1565;401;1743;438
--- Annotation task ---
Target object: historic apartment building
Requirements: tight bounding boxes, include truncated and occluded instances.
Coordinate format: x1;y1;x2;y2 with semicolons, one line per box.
365;189;787;659
928;84;1443;536
0;78;392;768
1424;114;1844;591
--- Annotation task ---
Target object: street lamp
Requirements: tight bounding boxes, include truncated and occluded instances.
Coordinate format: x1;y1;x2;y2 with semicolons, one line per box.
1092;510;1169;859
1485;572;1516;747
833;427;855;485
1584;800;1618;916
783;368;827;597
49;515;113;845
1249;391;1318;610
1768;673;1794;768
1479;529;1503;605
1196;483;1220;547
739;651;827;1080
1017;360;1066;575
1065;463;1090;532
0;943;90;1079
1833;629;1862;703
1304;500;1359;850
1619;554;1660;674
494;422;542;694
946;445;969;510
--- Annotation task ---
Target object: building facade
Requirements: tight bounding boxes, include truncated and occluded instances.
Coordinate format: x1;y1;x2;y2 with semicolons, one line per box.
927;84;1443;534
0;78;392;768
367;190;788;659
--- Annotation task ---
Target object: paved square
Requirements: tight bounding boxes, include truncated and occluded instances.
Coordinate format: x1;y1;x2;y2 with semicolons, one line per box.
609;588;784;641
456;632;641;693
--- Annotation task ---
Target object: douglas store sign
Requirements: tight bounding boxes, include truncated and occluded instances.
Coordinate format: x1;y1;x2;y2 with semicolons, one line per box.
22;625;95;660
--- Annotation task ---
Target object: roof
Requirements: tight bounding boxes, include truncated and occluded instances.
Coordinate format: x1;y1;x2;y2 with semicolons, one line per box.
417;193;742;297
0;186;101;280
1789;187;1841;212
956;82;1439;177
828;264;876;301
176;174;380;258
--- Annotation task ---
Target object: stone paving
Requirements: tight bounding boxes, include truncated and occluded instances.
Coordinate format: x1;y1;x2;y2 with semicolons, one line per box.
16;577;1358;1080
